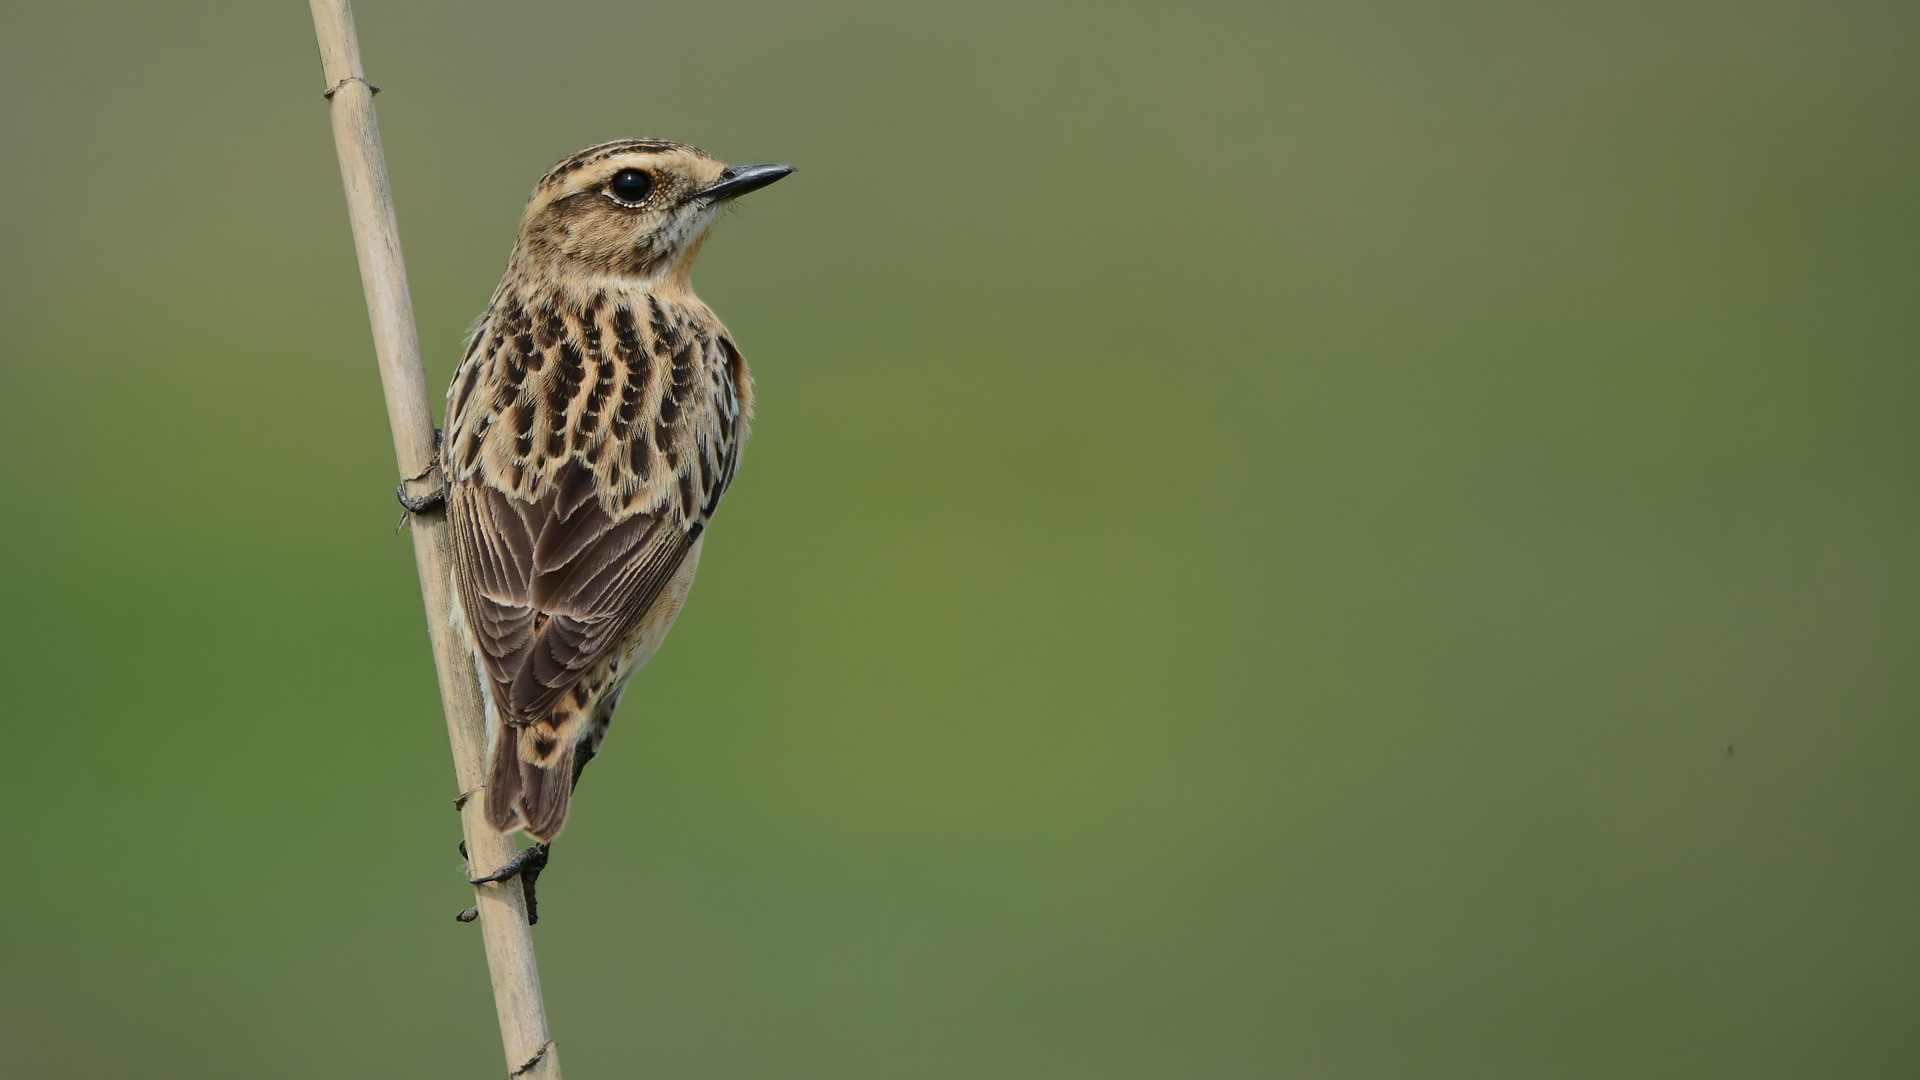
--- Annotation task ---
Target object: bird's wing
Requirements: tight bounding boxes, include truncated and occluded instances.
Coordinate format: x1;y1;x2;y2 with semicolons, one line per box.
450;459;700;721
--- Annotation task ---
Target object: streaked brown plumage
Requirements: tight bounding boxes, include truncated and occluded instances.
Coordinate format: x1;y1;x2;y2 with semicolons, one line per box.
442;139;791;843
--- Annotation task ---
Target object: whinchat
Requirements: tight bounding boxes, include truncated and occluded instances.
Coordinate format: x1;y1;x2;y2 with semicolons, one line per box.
411;140;793;917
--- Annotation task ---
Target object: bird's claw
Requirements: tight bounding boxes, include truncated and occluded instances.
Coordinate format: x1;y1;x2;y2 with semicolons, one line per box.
466;842;552;926
396;428;447;518
396;482;447;513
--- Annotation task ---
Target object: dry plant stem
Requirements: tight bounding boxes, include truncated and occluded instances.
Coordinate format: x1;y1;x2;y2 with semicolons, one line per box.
308;2;560;1076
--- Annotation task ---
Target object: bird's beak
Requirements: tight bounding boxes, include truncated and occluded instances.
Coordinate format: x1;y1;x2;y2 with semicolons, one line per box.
693;162;796;202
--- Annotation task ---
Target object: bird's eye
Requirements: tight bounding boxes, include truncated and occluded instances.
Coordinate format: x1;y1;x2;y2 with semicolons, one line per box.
606;168;655;205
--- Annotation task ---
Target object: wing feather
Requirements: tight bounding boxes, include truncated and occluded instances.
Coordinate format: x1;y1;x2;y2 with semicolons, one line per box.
450;461;700;722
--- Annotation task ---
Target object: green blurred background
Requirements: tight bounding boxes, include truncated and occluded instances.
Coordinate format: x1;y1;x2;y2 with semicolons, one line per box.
2;0;1916;1075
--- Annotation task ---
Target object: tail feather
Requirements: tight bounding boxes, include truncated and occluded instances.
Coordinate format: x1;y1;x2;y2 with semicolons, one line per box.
483;720;579;841
519;744;576;840
484;732;526;834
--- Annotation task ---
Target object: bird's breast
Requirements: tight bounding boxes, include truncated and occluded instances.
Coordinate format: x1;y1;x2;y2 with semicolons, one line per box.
444;286;750;526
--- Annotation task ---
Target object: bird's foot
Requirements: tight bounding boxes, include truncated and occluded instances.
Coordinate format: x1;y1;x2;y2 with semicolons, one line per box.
465;841;553;926
396;483;447;514
395;429;447;524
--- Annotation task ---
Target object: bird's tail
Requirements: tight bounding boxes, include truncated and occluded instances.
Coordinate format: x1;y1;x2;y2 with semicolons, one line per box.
485;717;578;842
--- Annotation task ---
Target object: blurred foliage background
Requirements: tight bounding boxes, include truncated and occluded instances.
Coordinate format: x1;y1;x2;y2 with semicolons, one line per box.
2;0;1917;1076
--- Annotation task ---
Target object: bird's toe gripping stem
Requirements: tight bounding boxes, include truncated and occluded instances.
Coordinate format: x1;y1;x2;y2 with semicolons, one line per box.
396;428;448;514
396;483;447;514
460;841;553;926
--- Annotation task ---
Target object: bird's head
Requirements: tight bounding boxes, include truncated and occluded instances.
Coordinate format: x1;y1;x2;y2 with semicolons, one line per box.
509;139;793;289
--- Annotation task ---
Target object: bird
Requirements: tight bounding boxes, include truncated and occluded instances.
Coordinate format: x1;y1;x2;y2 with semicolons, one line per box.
406;139;793;920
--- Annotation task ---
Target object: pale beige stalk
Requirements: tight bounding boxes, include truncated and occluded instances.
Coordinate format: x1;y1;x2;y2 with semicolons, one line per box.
308;2;560;1076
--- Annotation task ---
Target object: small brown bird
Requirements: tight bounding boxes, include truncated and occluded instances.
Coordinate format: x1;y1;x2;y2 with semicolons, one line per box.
412;139;792;915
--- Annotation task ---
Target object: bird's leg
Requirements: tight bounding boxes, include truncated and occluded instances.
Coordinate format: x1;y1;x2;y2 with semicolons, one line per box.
469;841;553;926
395;427;448;514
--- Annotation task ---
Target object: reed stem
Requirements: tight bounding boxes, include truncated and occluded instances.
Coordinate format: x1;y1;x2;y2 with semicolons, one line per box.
308;3;561;1074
